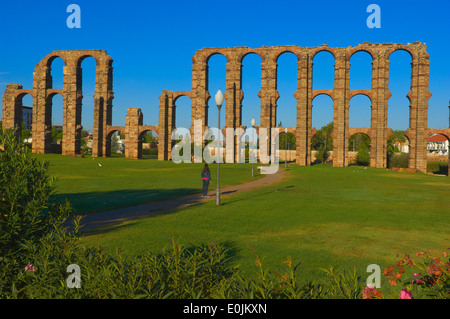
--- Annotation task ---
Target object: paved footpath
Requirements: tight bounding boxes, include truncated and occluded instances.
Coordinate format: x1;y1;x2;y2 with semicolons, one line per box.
78;168;288;232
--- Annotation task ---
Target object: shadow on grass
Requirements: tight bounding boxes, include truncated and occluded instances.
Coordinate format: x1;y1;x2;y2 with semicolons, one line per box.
221;185;295;206
54;188;201;216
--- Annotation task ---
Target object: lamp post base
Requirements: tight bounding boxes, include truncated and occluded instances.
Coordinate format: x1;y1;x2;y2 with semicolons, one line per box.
216;188;220;205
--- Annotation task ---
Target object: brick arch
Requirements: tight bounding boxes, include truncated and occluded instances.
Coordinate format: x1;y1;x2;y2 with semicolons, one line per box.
312;91;335;102
14;90;34;100
39;53;67;69
349;91;372;102
275;49;300;62
310;46;337;60
106;126;125;138
204;50;230;64
139;126;159;137
347;47;376;60
348;128;372;141
427;130;450;141
240;50;263;64
172;91;192;104
385;46;417;61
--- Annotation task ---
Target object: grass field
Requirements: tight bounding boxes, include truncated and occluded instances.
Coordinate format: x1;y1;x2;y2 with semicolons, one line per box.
76;162;450;288
35;154;263;215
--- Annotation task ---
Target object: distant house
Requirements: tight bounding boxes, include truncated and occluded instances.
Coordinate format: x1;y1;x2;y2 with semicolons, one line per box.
22;106;32;130
427;134;449;155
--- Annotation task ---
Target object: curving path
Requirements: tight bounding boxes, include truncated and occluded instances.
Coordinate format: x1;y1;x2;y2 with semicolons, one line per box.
79;168;288;232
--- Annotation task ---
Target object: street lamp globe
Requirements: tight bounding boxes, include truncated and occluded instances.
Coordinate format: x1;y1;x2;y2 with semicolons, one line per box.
215;89;224;109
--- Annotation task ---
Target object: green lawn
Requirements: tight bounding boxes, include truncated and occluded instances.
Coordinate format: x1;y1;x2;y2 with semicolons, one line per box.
35;154;262;215
80;164;450;287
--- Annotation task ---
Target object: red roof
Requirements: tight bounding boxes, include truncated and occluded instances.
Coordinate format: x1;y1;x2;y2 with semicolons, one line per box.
428;134;448;142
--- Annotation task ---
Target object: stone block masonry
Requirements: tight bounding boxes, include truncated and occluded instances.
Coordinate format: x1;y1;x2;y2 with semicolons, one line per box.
2;43;449;173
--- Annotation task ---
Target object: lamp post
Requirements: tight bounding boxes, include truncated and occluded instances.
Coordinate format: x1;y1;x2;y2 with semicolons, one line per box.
288;142;291;162
284;128;288;167
251;118;255;177
215;89;224;206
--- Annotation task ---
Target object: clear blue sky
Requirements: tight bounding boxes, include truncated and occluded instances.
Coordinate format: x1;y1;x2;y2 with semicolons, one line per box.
0;0;449;132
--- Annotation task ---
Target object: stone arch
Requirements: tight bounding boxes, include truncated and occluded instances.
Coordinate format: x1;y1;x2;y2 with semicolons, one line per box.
349;50;373;90
172;94;192;134
76;55;97;136
105;127;126;157
311;49;335;90
138;127;159;159
348;131;372;166
275;51;298;127
240;52;262;128
386;130;411;168
349;93;372;128
426;132;450;175
385;47;417;61
347;47;376;61
311;93;335;130
46;55;66;90
387;49;413;131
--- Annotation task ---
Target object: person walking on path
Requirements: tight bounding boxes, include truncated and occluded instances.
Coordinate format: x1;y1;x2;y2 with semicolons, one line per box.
201;164;211;197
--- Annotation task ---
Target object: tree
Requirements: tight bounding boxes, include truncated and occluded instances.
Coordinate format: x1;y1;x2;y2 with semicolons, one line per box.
356;143;370;166
279;132;296;150
312;122;333;151
349;133;370;152
387;130;406;153
51;126;63;142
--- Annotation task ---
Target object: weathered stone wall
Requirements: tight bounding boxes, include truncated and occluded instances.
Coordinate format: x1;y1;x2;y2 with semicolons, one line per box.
1;44;449;175
157;42;447;174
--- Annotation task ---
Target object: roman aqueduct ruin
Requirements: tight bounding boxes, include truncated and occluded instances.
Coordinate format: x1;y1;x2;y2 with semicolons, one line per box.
2;42;450;173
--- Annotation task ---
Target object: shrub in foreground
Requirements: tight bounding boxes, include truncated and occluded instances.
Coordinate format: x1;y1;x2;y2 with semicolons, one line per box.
0;129;448;299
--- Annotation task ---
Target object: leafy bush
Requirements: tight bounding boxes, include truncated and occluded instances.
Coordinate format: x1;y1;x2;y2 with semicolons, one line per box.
356;144;370;166
315;146;330;163
427;161;448;175
0;128;448;299
388;152;409;168
0;128;74;296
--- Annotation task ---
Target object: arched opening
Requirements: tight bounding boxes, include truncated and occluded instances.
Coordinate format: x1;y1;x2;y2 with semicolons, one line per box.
349;94;372;128
348;133;371;166
48;56;65;89
312;50;335;90
48;93;64;154
387;131;410;168
312;94;334;131
18;93;33;147
139;129;159;159
276;52;298;128
207;54;226;130
388;50;412;131
311;94;334;164
241;53;262;128
350;51;373;90
107;130;126;157
78;56;97;140
238;127;259;163
173;95;192;131
426;133;449;176
279;131;296;163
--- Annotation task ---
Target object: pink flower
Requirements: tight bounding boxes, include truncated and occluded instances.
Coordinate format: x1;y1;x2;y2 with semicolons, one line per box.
399;289;412;299
411;273;422;284
25;264;36;272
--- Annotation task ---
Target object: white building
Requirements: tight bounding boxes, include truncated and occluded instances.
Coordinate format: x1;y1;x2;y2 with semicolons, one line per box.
427;134;449;155
22;106;32;130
